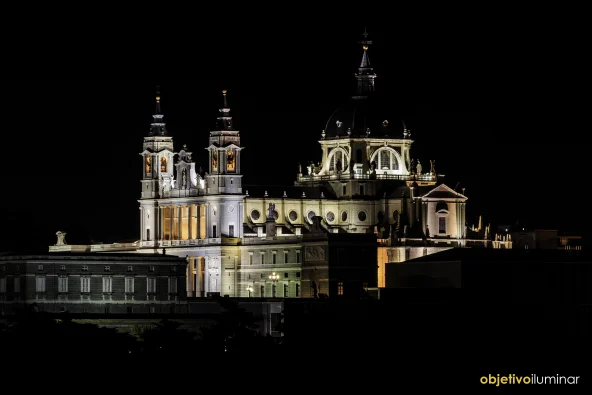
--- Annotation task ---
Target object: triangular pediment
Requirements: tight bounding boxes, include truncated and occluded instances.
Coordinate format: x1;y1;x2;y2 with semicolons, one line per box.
422;183;467;200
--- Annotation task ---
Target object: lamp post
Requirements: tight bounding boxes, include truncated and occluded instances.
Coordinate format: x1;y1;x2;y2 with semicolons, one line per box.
269;272;279;298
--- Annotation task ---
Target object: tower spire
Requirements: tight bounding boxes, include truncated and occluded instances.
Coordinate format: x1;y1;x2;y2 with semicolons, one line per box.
353;27;377;99
216;90;233;130
149;85;168;136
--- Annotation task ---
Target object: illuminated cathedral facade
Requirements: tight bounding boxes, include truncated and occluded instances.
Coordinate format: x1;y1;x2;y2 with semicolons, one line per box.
130;31;483;299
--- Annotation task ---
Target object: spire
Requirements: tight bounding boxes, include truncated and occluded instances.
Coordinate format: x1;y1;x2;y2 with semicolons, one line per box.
149;85;168;136
216;90;233;130
353;27;377;99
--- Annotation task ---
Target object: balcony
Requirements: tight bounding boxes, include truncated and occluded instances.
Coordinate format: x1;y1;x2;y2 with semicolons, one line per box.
296;172;437;183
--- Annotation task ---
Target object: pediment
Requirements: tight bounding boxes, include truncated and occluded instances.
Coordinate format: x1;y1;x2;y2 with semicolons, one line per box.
422;183;467;201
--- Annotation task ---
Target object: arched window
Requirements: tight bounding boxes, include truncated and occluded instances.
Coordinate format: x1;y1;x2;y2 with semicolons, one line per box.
160;157;167;172
372;148;400;171
145;156;152;175
329;150;345;172
227;150;235;172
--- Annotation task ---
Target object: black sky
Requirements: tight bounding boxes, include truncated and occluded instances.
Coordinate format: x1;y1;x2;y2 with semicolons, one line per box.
0;23;586;252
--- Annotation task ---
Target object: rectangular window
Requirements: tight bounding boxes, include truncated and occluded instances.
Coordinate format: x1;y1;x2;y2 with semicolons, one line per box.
82;265;88;271
359;185;364;195
296;272;301;278
284;251;288;263
296;251;301;264
260;252;265;265
229;225;234;238
342;185;346;195
81;277;90;293
337;281;344;295
60;265;66;271
272;252;277;264
14;277;20;293
125;277;135;293
212;225;217;238
149;307;155;314
260;285;265;297
272;284;277;298
127;266;133;272
439;217;446;234
102;277;112;293
0;278;6;293
104;266;111;272
168;277;177;294
149;266;155;272
58;277;68;293
147;277;156;293
36;277;46;293
284;273;289;278
171;266;177;272
37;265;43;271
127;307;134;314
146;229;151;241
249;253;253;265
296;284;300;297
284;283;288;297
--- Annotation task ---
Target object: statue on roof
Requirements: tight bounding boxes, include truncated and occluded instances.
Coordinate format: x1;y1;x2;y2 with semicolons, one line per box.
55;231;67;246
416;161;422;175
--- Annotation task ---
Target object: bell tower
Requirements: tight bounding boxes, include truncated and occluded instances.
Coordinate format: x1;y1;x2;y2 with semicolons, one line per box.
205;90;244;195
140;86;176;199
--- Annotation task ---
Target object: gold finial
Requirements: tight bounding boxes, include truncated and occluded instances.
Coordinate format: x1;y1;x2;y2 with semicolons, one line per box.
222;90;227;95
362;45;368;51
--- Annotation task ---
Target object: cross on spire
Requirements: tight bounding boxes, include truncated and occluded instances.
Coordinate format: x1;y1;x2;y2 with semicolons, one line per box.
362;27;368;39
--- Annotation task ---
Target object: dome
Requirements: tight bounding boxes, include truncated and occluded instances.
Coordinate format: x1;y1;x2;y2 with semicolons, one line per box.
324;95;406;139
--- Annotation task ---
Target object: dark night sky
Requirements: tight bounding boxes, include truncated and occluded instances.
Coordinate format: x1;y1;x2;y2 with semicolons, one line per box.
0;22;586;253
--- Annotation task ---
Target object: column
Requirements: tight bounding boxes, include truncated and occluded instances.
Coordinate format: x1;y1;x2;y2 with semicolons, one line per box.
188;204;192;240
159;207;163;241
206;203;211;238
169;206;173;240
178;205;182;240
140;207;144;241
196;204;201;239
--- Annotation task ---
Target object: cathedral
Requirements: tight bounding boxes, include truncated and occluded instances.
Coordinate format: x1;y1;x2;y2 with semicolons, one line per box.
132;30;482;298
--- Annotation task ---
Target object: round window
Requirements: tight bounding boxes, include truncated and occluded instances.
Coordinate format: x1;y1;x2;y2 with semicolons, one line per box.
289;210;298;221
341;211;348;222
251;210;260;220
326;211;335;222
358;211;367;221
307;211;316;222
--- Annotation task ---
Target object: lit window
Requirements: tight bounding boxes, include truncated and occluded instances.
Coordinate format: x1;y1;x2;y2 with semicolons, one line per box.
337;281;344;295
102;277;113;293
81;277;90;293
147;278;156;293
125;277;135;293
36;277;46;293
58;277;68;293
